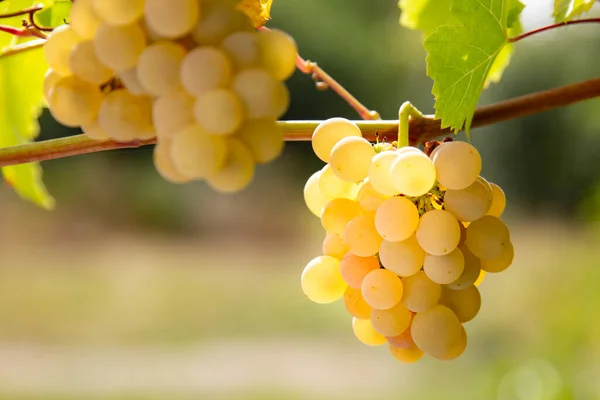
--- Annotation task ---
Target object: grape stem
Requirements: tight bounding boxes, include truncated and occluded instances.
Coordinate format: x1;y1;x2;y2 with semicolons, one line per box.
508;17;600;43
1;76;600;168
398;102;424;148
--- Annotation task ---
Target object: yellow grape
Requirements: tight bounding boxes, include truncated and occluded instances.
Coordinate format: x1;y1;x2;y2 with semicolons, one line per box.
318;164;357;199
311;118;362;163
474;270;486;286
322;233;349;260
144;0;199;39
401;271;441;312
301;256;347;304
357;179;390;213
180;47;233;97
466;215;511;259
257;29;298;81
193;88;244;135
97;89;154;140
487;182;507;217
389;342;424;363
343;287;371;319
339;254;380;289
152;90;195;138
43;69;61;103
136;41;186;96
192;2;251;45
69;40;114;85
416;210;461;256
439;286;481;323
236;119;284;164
432;141;482;190
48;75;103;127
424;248;465;285
375;196;419;242
169;124;227;179
44;25;82;76
352;317;387;346
303;170;332;217
411;305;463;359
221;32;259;69
233;68;289;119
390;150;436;197
81;119;109;141
117;68;147;95
386;323;414;348
94;22;147;71
378;235;425;277
205;139;255;194
153;139;190;184
370;302;412;336
361;269;403;310
444;246;482;290
368;150;398;196
444;178;493;222
433;325;467;361
320;198;361;236
70;0;101;40
480;241;514;273
343;214;383;257
92;0;143;26
330;136;375;182
458;221;467;247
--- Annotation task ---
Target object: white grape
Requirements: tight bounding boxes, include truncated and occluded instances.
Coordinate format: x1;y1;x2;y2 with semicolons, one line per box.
311;118;362;163
480;241;514;273
206;139;255;194
390;150;436;197
378;235;425;277
444;178;493;222
444;246;482;290
152;90;195;138
69;40;114;85
94;22;147;71
330;136;375;182
318;164;357;199
401;270;441;312
193;89;244;135
369;150;399;196
423;248;465;284
43;69;62;103
44;25;82;76
301;256;346;304
144;0;200;39
48;75;103;127
192;2;251;45
466;215;510;259
137;41;186;96
233;68;289;119
70;0;101;40
170;123;228;179
117;68;148;96
416;210;461;256
303;170;332;217
180;47;233;97
81;119;110;141
92;0;144;26
357;179;390;213
487;182;507;217
97;89;155;141
153;139;191;184
343;214;383;257
433;141;482;190
221;32;260;69
257;29;298;81
375;197;419;242
235;119;284;164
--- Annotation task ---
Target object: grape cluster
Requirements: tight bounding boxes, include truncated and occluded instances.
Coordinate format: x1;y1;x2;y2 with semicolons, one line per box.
302;118;514;362
43;0;296;193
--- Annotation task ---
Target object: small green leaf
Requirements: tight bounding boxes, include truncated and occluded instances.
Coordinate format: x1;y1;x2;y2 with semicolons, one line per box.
423;0;525;135
554;0;595;23
35;0;73;29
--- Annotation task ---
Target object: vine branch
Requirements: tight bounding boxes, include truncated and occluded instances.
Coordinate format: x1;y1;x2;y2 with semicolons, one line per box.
509;17;600;42
1;77;600;168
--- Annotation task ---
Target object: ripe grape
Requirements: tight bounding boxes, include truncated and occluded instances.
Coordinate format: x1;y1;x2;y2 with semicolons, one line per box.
330;136;375;182
387;325;414;348
257;29;298;81
322;233;349;260
81;120;109;141
434;325;467;360
390;150;436;196
370;302;412;336
94;22;147;71
205;139;255;194
416;210;461;256
474;269;486;286
480;241;514;273
303;170;331;217
180;47;233;96
137;41;186;96
92;0;144;26
311;118;362;163
97;89;155;140
44;25;82;76
221;32;260;69
153;139;190;184
444;178;493;222
487;182;507;217
352;317;387;346
320;198;361;236
357;179;390;213
439;286;481;323
152;90;195;137
423;248;465;285
192;2;250;45
169;124;227;179
69;40;114;85
48;75;103;127
43;69;61;103
144;0;200;39
70;0;101;40
411;305;463;358
466;215;511;259
378;235;425;277
193;89;244;135
375;197;419;242
343;215;383;257
343;287;371;319
301;256;346;304
368;150;398;196
432;141;482;190
339;254;380;289
318;164;357;199
235;119;284;164
401;271;441;312
388;342;424;363
233;69;288;119
361;269;403;310
444;246;482;290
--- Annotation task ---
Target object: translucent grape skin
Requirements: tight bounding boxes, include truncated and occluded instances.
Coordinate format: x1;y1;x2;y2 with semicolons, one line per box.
301;256;347;304
423;248;465;285
205;139;256;194
487;182;507;217
94;22;147;72
144;0;200;39
70;0;101;40
378;235;425;277
303;170;331;217
480;241;514;273
153;139;190;184
434;325;467;361
330;136;375;182
257;29;298;81
433;141;482;190
368;151;399;196
370;301;412;336
411;305;463;359
69;40;114;85
44;25;82;76
311;118;362;163
386;323;414;348
466;215;511;259
444;245;482;290
136;41;186;96
97;89;154;140
233;69;288;119
343;215;383;257
339;254;380;289
236;119;284;164
193;89;244;135
221;31;260;69
388;342;424;363
152;90;195;137
320;198;361;236
444;178;493;222
319;164;357;200
180;47;233;97
47;75;103;127
192;2;251;45
375;196;420;242
401;270;441;312
357;179;390;214
169;124;227;179
390;150;436;197
352;317;387;346
416;210;461;256
92;0;144;26
361;269;404;310
343;287;371;319
322;233;349;260
439;285;481;323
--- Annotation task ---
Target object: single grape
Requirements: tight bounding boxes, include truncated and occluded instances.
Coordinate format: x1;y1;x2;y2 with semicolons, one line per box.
48;75;103;127
257;29;298;81
416;210;461;256
466;215;511;259
444;245;482;290
303;170;332;217
352;317;387;346
343;214;383;257
480;241;514;273
70;0;101;40
343;287;371;319
97;89;154;140
368;150;398;196
375;196;420;242
44;25;82;76
233;68;289;119
388;342;424;363
94;22;147;71
378;235;425;277
339;254;380;289
322;233;349;260
370;301;412;337
444;178;493;222
221;31;260;69
439;285;481;323
433;325;467;361
361;269;403;310
390;150;436;197
153;139;191;184
401;270;441;312
137;41;186;96
152;90;195;137
320;198;361;236
301;256;346;304
69;40;114;85
180;47;233;97
194;89;244;135
92;0;144;26
192;2;251;45
169;123;227;179
411;305;463;359
424;248;465;285
311;118;362;163
318;164;358;199
144;0;199;38
356;179;390;213
433;141;482;190
487;182;507;217
330;136;375;182
205;139;255;193
235;119;284;164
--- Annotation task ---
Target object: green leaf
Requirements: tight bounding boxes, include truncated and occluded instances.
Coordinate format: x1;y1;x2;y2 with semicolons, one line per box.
423;0;525;134
35;0;73;29
554;0;595;23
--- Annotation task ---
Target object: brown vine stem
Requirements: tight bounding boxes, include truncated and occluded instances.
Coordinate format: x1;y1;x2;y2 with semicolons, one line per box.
1;77;600;168
508;17;600;42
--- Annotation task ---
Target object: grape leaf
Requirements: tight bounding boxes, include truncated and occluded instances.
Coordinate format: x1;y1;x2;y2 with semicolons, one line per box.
423;0;525;134
237;0;273;28
554;0;595;22
35;0;72;29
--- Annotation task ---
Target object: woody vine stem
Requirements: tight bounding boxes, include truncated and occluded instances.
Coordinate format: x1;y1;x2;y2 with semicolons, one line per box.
0;6;599;167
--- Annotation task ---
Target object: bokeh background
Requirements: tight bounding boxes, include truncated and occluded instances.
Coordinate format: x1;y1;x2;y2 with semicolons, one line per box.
1;0;600;399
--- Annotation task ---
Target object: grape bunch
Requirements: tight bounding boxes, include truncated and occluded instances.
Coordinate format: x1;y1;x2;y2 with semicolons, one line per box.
43;0;296;193
301;118;514;362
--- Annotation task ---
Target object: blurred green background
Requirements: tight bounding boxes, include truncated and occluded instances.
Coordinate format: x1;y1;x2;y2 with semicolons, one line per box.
0;0;600;399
